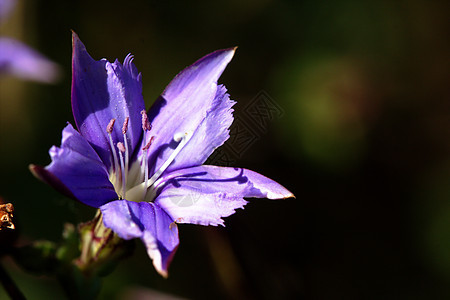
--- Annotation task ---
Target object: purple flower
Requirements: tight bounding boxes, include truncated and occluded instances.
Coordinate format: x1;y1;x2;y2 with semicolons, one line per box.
0;38;60;83
31;33;294;277
0;0;60;82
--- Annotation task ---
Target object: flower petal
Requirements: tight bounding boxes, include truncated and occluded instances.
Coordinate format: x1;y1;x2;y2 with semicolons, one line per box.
165;84;235;172
71;32;145;170
0;38;60;83
155;165;294;226
145;48;236;177
31;123;117;208
100;200;179;277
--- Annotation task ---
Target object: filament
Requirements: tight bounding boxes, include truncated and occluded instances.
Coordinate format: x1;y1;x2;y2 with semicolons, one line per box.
117;142;126;199
122;117;130;192
106;119;120;188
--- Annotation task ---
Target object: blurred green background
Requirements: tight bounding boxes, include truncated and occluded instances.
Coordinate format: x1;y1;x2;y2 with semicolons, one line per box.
1;0;449;299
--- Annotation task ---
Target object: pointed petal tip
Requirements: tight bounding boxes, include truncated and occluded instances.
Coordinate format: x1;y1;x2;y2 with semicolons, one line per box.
28;163;40;179
227;47;237;61
223;46;237;53
71;30;81;47
198;46;237;68
218;46;237;62
29;164;77;200
278;187;295;199
149;243;178;279
272;189;295;200
29;164;48;183
206;47;236;65
71;31;88;58
159;269;169;279
285;192;296;199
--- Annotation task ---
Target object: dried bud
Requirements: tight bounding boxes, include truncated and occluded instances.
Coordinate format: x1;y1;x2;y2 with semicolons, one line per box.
76;210;134;277
0;203;15;230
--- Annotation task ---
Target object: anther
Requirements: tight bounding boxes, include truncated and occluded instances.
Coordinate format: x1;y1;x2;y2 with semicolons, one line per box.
107;119;116;133
141;110;151;131
142;136;154;151
117;142;126;153
122;117;129;134
106;119;120;187
122;118;130;183
140;111;152;191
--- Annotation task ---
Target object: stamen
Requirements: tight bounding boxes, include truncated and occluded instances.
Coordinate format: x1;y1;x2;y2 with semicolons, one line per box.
142;151;148;198
117;142;126;153
122;117;130;189
140;111;152;183
142;136;154;151
141;110;152;131
106;119;120;187
122;117;129;134
107;119;116;133
139;111;154;199
141;136;154;198
117;142;127;199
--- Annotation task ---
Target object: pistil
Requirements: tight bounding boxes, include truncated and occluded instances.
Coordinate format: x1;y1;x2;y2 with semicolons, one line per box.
145;131;192;190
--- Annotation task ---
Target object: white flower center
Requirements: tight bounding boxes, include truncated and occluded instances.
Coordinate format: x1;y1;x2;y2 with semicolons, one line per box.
106;111;192;203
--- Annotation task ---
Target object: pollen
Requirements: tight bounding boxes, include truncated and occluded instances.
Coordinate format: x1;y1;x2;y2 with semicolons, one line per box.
141;110;151;131
117;142;126;153
122;117;129;134
104;113;192;204
142;136;154;151
106;119;116;134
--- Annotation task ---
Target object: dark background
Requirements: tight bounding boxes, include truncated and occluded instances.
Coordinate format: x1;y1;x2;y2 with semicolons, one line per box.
1;0;449;299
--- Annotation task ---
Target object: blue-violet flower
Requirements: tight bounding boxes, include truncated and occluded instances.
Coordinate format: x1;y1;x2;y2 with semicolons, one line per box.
31;33;294;277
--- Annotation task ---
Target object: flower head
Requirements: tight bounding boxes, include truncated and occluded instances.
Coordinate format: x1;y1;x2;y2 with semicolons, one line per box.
31;32;294;277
